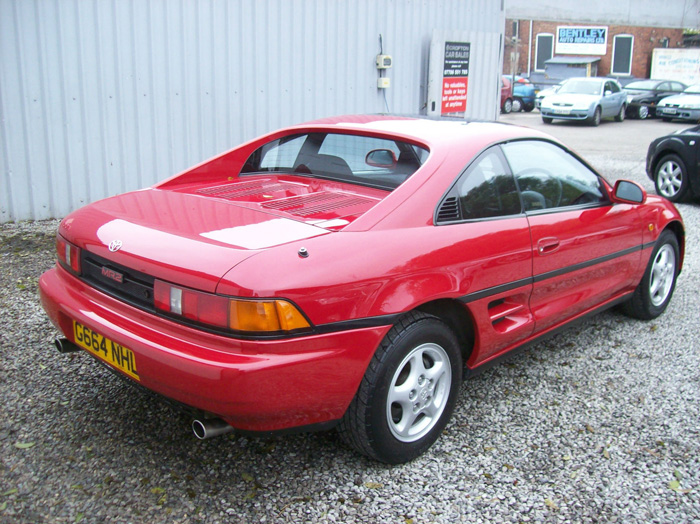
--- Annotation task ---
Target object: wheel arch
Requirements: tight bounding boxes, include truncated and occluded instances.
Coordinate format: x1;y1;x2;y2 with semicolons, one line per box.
649;140;691;176
414;299;475;369
663;221;686;272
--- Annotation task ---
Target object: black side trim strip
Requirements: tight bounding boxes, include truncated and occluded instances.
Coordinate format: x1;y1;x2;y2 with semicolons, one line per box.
459;243;649;304
532;244;642;283
314;313;402;334
458;277;533;304
314;242;655;336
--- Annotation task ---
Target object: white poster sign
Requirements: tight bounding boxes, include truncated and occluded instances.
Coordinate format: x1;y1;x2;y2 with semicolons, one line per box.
556;26;608;55
651;48;700;85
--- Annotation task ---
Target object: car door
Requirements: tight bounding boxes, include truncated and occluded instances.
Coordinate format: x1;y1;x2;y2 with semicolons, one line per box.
601;80;623;117
502;140;643;333
435;146;534;366
652;82;675;107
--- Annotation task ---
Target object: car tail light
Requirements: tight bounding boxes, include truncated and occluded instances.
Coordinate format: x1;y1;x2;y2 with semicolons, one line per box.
153;280;311;334
56;235;81;275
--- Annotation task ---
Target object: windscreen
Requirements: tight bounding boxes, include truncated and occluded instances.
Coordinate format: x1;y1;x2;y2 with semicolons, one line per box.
559;79;603;95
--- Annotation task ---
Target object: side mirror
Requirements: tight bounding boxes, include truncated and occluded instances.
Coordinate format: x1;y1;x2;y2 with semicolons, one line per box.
604;90;612;97
613;180;646;204
366;149;397;168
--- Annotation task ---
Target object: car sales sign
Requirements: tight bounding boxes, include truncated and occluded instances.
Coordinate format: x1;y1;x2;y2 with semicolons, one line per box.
556;26;608;55
441;42;470;115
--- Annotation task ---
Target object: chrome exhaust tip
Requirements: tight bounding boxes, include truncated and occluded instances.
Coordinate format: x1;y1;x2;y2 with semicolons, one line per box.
192;418;234;440
54;338;80;354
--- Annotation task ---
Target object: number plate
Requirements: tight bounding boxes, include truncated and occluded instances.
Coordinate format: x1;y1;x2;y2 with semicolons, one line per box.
554;108;570;115
662;107;677;114
73;321;140;381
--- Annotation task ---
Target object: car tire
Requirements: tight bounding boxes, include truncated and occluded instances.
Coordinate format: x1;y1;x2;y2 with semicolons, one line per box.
638;105;649;119
622;230;679;320
589;107;602;126
512;98;522;112
615;104;625;122
542;116;553;124
654;153;689;202
502;98;513;114
338;311;462;464
523;103;535;113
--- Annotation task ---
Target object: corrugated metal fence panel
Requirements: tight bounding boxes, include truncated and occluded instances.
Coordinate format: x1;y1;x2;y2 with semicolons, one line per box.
0;0;504;222
466;31;504;121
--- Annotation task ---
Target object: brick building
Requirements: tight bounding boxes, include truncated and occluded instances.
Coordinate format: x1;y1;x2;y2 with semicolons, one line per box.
504;19;684;85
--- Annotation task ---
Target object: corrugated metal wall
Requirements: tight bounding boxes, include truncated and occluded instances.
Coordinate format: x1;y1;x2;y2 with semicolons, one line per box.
0;0;504;222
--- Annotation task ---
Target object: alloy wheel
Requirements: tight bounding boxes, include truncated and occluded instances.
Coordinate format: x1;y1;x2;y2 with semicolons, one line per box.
649;244;676;307
657;160;683;198
386;342;452;442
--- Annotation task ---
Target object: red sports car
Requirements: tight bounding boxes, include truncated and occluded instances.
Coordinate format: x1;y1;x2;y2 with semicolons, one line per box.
40;115;684;464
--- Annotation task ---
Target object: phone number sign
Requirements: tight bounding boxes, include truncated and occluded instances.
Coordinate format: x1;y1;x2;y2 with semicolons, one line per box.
442;41;470;114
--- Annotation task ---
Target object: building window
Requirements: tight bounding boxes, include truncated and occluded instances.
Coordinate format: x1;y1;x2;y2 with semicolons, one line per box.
612;35;634;75
535;34;554;72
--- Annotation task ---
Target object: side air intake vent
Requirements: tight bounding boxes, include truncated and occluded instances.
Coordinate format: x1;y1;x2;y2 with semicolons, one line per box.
436;196;460;223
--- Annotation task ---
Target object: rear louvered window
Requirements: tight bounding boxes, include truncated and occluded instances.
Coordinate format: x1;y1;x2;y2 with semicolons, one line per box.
436;196;460;222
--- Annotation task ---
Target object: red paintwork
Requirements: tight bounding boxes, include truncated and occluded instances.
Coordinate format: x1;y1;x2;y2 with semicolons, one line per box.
39;115;685;433
500;76;512;108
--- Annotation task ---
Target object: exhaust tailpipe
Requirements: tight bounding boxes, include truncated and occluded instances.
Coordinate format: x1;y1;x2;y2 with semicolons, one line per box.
55;338;80;354
192;418;234;440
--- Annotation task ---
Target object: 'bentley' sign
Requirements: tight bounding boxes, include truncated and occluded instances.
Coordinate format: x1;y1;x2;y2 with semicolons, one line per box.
556;26;608;56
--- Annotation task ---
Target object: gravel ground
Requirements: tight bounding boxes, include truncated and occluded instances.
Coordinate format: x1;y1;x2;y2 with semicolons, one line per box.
2;121;699;523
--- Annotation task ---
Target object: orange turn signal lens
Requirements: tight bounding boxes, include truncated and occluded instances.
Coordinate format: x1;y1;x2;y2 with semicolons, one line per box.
229;299;310;332
274;300;312;331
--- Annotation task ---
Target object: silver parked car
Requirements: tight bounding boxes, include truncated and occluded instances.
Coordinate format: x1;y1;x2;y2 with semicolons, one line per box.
534;83;561;110
540;77;627;126
656;84;700;122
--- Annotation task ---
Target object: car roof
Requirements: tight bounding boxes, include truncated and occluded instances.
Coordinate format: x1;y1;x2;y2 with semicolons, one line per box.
293;114;554;153
564;77;611;84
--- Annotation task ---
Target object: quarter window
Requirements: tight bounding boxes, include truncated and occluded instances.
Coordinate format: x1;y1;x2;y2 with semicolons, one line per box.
259;135;306;170
453;148;521;220
502;141;607;211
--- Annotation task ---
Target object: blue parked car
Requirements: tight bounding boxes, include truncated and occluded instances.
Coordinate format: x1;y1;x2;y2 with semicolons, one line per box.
503;75;536;112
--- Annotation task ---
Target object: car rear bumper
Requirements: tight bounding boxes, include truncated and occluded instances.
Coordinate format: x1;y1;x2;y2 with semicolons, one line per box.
39;265;389;432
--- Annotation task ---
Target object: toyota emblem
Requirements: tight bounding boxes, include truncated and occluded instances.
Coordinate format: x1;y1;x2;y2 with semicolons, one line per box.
108;240;123;252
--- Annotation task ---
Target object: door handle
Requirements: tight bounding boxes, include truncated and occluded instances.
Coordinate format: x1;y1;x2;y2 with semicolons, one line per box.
537;237;560;255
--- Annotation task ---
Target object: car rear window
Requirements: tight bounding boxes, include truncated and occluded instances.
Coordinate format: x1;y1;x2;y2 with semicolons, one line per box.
241;133;429;190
